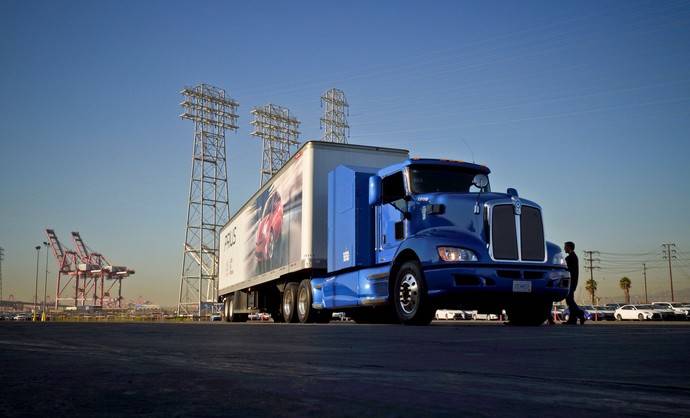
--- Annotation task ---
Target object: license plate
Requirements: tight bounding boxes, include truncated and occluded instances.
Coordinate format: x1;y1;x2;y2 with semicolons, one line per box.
512;280;532;293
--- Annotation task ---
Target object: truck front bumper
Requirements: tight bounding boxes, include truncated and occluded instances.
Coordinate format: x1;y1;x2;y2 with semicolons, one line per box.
422;264;570;307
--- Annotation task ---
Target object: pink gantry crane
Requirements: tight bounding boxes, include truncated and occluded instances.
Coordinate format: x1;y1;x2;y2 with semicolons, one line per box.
71;231;134;308
45;229;81;308
45;229;135;309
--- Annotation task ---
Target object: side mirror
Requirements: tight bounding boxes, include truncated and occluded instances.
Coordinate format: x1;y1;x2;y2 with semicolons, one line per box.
472;174;489;190
369;175;382;206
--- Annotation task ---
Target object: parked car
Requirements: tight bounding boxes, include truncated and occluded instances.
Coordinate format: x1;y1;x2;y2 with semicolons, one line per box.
12;313;31;321
592;306;616;321
652;302;689;320
606;303;623;310
562;306;609;322
331;312;350;321
466;310;500;321
435;310;465;320
614;305;661;321
454;311;474;320
650;303;681;320
210;313;222;321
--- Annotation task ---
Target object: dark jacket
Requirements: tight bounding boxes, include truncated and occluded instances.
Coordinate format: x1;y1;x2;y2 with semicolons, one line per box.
566;252;579;289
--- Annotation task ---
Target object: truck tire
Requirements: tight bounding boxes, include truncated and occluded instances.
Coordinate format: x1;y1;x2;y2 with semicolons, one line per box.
393;261;435;325
224;296;248;323
508;300;550;326
297;279;320;323
282;283;299;323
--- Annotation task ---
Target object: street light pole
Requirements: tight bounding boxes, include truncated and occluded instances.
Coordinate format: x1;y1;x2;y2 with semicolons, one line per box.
42;241;49;321
33;245;41;321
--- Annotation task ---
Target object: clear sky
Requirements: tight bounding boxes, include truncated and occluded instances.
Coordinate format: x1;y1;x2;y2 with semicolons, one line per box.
1;0;689;306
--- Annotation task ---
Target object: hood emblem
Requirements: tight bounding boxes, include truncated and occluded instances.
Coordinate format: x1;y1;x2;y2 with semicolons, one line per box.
513;198;522;215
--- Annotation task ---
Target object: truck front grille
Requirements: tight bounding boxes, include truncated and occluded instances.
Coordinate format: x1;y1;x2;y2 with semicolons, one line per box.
491;204;545;262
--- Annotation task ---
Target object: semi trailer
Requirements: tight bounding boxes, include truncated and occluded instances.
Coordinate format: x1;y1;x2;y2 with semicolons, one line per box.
218;141;570;325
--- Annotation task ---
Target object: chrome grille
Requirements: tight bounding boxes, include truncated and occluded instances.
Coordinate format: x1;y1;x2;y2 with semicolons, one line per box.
490;203;545;262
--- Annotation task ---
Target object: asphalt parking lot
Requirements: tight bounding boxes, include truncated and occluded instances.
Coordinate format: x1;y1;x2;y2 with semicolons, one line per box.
1;321;689;417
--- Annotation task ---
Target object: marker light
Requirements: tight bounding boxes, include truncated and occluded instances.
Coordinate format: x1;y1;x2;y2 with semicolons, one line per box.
437;247;478;262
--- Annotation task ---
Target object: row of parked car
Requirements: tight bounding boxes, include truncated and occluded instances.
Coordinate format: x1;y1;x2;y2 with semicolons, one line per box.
557;302;690;321
0;312;33;321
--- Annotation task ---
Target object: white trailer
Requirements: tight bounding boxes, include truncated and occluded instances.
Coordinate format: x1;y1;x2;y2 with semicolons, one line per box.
218;141;408;321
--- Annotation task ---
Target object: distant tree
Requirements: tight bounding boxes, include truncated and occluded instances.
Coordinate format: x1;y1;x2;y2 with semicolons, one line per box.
619;277;632;304
585;279;598;306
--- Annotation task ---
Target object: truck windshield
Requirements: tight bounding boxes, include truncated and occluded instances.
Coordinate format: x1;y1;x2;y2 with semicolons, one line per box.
409;166;489;194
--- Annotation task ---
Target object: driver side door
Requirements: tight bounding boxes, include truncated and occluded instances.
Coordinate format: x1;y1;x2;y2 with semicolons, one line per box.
376;171;407;264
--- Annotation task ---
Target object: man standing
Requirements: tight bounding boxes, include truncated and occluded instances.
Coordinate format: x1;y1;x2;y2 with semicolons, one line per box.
564;241;585;325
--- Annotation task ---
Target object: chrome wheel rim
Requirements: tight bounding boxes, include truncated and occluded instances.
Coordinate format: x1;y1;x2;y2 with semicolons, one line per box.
283;289;292;318
398;273;419;314
298;287;308;318
268;233;275;259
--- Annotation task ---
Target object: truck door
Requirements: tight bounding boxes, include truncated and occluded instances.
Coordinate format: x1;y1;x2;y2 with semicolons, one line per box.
376;171;407;264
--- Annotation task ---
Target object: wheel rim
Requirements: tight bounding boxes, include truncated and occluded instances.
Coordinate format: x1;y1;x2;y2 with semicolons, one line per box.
268;232;275;259
298;287;308;318
283;289;292;318
398;273;419;314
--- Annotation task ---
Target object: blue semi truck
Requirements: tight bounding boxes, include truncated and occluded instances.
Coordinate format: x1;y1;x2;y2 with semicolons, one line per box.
218;142;570;325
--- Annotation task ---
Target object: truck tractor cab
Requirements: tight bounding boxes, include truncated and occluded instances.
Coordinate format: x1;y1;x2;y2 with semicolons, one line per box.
318;158;571;325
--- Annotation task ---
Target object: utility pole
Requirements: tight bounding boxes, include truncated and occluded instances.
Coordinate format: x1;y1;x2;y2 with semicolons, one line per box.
250;104;300;186
178;84;238;318
320;88;349;143
0;247;4;303
42;241;49;321
583;250;600;317
642;263;648;304
661;243;677;301
33;245;41;321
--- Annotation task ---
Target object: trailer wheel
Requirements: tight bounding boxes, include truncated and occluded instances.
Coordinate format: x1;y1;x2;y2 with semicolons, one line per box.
297;279;321;323
224;296;248;323
282;283;299;323
393;261;434;325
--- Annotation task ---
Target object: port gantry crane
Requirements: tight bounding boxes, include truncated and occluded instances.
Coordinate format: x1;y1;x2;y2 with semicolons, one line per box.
45;229;80;308
71;232;134;308
45;229;135;309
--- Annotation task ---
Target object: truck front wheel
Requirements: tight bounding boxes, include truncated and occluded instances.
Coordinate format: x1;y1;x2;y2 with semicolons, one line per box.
507;300;550;326
393;261;435;325
282;283;299;323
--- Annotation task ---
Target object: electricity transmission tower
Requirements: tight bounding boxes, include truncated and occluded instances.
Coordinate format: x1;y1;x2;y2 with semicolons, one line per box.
320;88;349;143
583;250;600;305
661;243;677;301
250;104;300;186
178;84;238;317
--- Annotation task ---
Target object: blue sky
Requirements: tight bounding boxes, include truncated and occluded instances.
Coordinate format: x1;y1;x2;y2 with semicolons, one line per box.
1;0;689;305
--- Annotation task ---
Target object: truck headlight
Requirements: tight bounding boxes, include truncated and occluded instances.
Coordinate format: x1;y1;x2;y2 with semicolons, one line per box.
437;247;478;262
552;252;566;266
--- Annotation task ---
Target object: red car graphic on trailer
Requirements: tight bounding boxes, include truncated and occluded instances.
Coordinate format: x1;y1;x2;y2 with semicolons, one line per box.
255;191;283;265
